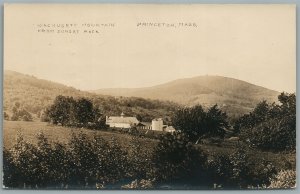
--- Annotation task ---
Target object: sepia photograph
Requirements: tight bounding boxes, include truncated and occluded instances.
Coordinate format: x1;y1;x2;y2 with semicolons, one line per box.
2;4;296;189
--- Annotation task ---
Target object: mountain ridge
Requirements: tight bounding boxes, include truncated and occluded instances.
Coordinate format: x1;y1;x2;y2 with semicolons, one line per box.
4;70;280;117
91;75;280;116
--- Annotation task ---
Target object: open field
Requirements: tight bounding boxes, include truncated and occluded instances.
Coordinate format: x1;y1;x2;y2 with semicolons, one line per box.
3;121;158;150
3;121;295;170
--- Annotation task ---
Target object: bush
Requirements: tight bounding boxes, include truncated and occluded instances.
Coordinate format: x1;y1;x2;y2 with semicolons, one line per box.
152;132;209;186
68;132;130;186
3;132;132;188
237;93;296;151
267;170;296;189
11;109;33;121
208;154;235;188
209;147;277;189
4;112;10;120
246;119;295;151
3;149;22;188
127;136;154;180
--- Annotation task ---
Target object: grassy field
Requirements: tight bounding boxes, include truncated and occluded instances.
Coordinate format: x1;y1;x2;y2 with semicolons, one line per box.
3;121;158;150
3;121;295;170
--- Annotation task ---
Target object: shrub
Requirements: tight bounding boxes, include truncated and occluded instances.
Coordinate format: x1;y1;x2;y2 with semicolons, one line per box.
251;160;277;187
4;131;133;188
127;136;154;180
152;132;209;186
208;154;235;188
3;149;22;188
68;132;129;186
237;93;296;152
4;111;10;120
267;170;296;189
11;109;33;121
209;148;278;189
9;134;42;188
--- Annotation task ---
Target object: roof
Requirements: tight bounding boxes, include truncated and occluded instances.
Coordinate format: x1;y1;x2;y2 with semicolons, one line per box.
107;116;139;124
165;126;176;131
139;122;152;126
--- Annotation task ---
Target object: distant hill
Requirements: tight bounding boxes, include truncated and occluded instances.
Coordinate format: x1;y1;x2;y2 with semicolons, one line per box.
92;76;280;116
3;70;178;123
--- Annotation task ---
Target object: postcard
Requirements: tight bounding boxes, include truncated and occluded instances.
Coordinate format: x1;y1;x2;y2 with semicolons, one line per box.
3;4;296;189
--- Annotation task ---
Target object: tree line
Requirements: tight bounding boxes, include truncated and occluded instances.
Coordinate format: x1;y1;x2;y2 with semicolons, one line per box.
43;92;296;152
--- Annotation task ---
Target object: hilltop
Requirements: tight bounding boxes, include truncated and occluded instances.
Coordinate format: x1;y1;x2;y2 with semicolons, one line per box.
92;75;280;116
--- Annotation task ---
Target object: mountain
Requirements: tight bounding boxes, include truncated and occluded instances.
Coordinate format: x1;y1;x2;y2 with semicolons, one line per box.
4;70;92;113
4;70;280;120
92;76;280;116
3;70;178;122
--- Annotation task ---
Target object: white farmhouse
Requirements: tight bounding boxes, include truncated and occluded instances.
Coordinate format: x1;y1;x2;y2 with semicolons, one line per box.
106;112;139;129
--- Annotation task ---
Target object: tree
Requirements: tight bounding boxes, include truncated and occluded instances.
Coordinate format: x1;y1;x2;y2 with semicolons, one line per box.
152;132;208;186
135;114;142;122
172;105;229;143
205;105;228;138
46;96;76;126
46;96;101;128
233;100;270;133
73;98;94;126
10;108;33;122
4;112;9;120
237;93;296;151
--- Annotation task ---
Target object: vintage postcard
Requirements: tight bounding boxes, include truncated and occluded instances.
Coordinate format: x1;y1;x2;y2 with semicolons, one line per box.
3;4;296;189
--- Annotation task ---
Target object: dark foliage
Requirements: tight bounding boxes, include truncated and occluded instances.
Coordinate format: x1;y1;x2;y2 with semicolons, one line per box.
45;96;76;126
235;93;296;151
172;105;229;143
3;131;281;189
45;96;106;129
4;111;10;120
151;132;209;186
209;147;277;189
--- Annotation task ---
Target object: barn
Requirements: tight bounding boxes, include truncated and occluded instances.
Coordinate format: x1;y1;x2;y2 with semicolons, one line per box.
105;112;139;128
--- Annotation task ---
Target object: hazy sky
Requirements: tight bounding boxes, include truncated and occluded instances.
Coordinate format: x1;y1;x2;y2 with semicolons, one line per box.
4;4;296;92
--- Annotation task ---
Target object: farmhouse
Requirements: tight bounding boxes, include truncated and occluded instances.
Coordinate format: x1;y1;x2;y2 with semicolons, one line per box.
106;113;176;133
105;112;139;128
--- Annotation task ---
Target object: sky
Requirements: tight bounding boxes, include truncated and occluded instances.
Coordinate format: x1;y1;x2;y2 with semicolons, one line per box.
4;4;296;92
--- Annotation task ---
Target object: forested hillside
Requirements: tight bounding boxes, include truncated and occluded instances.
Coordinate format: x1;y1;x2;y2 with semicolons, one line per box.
4;70;179;122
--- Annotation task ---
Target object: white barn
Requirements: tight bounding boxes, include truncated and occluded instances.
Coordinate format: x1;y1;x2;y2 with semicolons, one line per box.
106;112;139;129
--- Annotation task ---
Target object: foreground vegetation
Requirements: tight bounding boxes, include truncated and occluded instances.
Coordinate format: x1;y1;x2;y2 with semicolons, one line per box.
3;121;296;189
